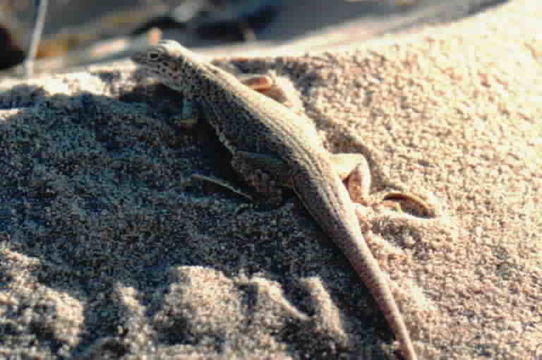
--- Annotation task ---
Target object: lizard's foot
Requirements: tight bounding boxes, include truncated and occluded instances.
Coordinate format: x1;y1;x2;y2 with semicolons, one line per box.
379;191;436;218
330;152;436;218
368;188;439;219
367;190;437;219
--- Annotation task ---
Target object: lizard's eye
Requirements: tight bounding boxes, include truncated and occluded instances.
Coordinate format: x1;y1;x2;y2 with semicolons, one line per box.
147;52;160;61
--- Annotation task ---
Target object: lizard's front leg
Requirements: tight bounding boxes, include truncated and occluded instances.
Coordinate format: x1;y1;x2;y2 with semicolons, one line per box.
215;58;305;113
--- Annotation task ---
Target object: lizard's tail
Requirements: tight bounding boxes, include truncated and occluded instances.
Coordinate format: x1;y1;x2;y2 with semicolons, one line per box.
293;169;417;360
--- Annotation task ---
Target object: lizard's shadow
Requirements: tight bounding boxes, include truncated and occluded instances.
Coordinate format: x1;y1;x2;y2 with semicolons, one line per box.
0;82;390;358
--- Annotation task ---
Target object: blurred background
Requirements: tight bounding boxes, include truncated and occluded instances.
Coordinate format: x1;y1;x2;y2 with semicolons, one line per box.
0;0;508;73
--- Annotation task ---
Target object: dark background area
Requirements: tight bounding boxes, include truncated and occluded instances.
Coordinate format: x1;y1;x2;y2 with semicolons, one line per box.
0;0;508;71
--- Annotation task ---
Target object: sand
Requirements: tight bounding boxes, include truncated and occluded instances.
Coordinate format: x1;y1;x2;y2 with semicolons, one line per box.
0;0;541;358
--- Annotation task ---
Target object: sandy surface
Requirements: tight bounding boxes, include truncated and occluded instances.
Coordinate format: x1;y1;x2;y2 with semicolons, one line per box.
1;0;541;359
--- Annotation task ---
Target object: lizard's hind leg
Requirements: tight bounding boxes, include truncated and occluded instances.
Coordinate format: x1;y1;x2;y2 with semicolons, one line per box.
330;152;436;218
329;152;372;205
231;150;294;206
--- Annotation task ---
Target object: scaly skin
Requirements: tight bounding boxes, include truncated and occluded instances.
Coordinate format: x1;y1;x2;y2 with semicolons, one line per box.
132;40;417;360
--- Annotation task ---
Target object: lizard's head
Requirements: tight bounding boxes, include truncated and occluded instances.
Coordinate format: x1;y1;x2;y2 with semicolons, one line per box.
131;40;203;93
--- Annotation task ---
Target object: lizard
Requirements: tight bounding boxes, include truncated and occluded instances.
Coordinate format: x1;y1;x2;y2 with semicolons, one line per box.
131;40;418;360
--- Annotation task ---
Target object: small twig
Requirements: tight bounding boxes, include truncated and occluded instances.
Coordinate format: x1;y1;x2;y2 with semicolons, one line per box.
24;0;48;77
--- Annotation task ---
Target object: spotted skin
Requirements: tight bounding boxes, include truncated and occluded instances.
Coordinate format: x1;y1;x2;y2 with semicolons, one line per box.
132;40;418;360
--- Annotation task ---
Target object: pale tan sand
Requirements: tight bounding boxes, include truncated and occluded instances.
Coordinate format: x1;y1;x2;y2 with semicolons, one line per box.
0;0;541;358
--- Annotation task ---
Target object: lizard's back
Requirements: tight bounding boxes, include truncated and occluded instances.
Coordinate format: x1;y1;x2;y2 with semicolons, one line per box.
196;63;326;164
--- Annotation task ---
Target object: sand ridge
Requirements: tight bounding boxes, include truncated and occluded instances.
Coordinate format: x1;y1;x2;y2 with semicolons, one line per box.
0;0;541;358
